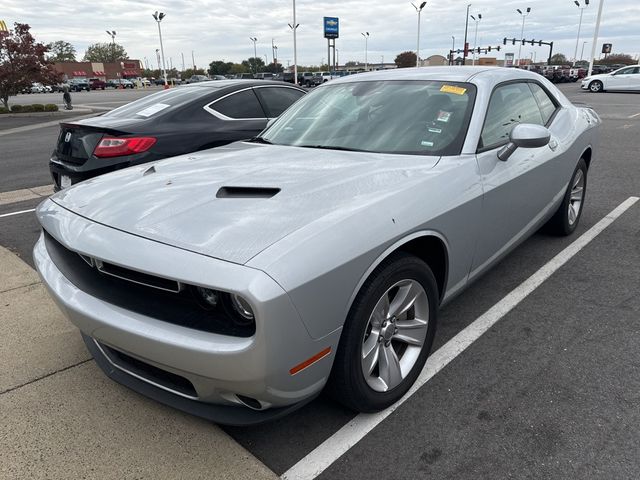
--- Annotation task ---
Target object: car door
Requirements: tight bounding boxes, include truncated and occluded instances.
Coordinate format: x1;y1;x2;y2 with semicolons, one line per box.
254;86;305;119
628;67;640;91
470;81;566;278
607;67;634;90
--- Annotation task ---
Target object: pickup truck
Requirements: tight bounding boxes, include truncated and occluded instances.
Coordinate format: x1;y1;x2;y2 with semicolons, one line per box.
89;78;106;90
298;71;316;87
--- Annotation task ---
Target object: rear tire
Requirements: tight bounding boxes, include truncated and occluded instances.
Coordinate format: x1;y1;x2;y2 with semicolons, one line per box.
328;252;438;412
546;158;587;236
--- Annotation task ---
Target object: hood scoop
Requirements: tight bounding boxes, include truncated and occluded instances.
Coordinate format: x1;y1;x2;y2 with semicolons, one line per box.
216;186;281;199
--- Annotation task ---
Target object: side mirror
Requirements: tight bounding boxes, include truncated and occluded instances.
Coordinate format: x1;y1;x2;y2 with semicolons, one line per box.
497;124;551;161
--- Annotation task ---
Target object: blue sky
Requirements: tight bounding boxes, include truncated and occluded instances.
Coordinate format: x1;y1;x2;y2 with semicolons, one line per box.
4;0;639;67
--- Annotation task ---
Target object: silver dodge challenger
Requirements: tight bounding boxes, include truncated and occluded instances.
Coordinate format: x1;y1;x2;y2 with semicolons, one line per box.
34;67;600;425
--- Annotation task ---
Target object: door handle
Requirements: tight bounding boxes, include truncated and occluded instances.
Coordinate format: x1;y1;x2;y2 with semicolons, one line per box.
548;139;558;151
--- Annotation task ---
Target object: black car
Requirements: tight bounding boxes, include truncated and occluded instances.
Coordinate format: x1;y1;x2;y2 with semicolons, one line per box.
69;79;90;92
49;80;306;190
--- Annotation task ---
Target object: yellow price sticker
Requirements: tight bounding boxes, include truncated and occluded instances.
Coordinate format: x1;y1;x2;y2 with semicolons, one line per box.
440;85;467;95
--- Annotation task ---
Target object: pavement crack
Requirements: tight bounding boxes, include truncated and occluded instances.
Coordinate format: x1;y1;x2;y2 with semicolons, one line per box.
0;359;92;396
0;281;41;295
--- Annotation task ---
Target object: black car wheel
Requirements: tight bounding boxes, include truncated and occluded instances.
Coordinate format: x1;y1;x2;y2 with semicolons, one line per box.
329;252;438;412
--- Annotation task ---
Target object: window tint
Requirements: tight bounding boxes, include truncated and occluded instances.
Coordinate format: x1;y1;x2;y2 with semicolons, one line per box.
480;82;544;149
211;89;265;119
256;87;305;117
529;83;557;125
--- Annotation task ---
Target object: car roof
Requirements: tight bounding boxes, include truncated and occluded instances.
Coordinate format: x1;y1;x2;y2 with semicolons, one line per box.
329;66;543;86
178;79;304;90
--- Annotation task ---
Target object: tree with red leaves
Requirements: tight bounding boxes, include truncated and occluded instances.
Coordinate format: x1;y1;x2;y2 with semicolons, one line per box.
0;23;61;108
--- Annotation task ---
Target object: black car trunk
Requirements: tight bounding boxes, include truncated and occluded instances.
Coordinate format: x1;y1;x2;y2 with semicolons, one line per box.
55;123;130;165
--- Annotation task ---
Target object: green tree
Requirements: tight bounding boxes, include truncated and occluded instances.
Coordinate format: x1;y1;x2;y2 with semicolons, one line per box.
182;67;206;78
263;62;284;73
242;57;265;73
83;42;128;62
208;60;234;76
229;63;248;74
47;40;76;62
549;53;568;65
0;23;61;108
394;51;417;68
600;53;636;65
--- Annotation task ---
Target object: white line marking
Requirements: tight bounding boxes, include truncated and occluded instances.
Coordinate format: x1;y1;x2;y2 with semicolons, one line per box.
629;112;640;119
282;196;640;480
0;208;36;219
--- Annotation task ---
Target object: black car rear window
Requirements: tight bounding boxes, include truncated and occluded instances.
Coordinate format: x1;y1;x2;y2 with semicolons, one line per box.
104;87;214;119
209;89;266;119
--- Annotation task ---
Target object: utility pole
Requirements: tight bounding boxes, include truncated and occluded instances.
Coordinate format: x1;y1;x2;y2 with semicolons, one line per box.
470;14;482;66
516;7;531;66
573;0;589;65
463;4;471;65
152;11;167;86
588;0;604;76
288;0;299;82
361;32;369;71
191;50;196;71
451;36;455;64
105;30;116;62
181;52;185;72
249;37;258;73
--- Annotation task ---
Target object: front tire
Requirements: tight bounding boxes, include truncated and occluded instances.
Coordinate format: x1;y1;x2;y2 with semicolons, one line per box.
546;158;587;236
329;252;438;412
589;80;603;93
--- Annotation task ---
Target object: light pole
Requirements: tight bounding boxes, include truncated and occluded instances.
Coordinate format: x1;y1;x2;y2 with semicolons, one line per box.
587;0;604;76
573;0;589;65
451;35;455;64
152;11;168;86
470;13;482;66
105;30;116;63
463;4;471;65
516;7;531;66
288;0;299;83
411;2;427;67
361;32;369;71
581;41;588;61
249;37;258;74
336;48;339;69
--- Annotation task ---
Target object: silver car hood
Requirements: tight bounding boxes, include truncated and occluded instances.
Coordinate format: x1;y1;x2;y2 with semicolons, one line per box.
51;143;440;264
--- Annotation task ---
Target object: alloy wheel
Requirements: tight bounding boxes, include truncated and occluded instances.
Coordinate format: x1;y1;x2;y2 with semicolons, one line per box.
361;279;429;392
568;169;585;226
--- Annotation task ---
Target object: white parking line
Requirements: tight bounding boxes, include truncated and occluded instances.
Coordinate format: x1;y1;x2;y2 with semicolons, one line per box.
0;208;36;219
282;196;640;480
629;112;640;119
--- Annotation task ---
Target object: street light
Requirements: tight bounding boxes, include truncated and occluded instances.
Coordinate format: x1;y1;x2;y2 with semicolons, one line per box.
516;7;531;66
451;35;455;65
572;0;589;65
152;11;167;86
249;37;258;74
105;30;116;63
361;32;369;71
462;4;471;66
470;13;482;66
411;2;427;67
587;0;603;76
288;0;299;83
581;41;588;61
336;48;339;69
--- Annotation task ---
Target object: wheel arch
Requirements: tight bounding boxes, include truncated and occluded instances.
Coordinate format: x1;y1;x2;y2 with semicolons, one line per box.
581;146;592;170
345;231;449;318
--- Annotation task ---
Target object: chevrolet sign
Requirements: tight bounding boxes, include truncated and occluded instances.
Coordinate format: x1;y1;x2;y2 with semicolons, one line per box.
323;17;339;39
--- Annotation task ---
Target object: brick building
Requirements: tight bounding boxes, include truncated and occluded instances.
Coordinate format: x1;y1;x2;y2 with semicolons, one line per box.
53;60;142;80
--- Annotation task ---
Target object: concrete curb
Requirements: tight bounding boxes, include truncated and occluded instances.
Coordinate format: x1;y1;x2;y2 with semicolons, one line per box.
0;108;93;118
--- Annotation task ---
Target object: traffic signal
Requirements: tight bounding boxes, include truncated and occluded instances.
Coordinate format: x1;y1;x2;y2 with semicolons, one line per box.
488;46;492;52
477;47;481;53
539;40;543;46
496;46;501;51
503;37;507;45
522;39;526;45
512;39;516;45
530;39;535;45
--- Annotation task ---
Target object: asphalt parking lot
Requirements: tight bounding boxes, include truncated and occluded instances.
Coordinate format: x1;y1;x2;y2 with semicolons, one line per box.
1;82;639;479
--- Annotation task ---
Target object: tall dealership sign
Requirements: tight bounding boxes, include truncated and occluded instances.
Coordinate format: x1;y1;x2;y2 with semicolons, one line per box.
323;17;338;74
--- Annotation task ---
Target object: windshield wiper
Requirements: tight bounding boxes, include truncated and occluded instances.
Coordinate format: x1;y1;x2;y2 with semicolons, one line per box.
298;144;366;152
248;137;273;144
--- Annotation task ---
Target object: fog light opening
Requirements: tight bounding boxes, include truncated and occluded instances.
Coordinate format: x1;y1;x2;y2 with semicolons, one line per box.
236;394;264;411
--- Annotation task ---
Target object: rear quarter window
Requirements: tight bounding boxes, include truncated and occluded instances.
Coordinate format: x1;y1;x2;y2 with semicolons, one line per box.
210;89;266;119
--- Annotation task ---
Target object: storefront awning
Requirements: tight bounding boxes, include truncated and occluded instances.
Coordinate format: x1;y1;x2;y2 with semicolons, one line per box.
72;70;87;76
93;71;105;76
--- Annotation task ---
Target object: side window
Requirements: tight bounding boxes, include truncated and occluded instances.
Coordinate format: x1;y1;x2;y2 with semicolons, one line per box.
256;87;305;117
529;83;558;125
480;82;544;149
210;89;265;119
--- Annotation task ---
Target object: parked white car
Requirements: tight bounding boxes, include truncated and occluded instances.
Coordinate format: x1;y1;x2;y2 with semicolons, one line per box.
581;65;640;92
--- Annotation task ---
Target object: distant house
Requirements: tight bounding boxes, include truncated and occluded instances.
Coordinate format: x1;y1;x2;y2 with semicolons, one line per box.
421;55;449;66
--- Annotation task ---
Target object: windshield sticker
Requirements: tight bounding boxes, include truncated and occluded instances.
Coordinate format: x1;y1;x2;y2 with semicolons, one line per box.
136;103;171;117
421;140;434;147
428;127;442;134
440;85;467;95
437;111;452;123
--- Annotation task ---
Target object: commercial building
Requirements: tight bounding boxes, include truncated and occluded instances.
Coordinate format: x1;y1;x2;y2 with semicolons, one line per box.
53;60;142;80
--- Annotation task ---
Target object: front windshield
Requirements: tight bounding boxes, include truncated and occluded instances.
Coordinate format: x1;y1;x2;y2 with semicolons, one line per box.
261;80;476;155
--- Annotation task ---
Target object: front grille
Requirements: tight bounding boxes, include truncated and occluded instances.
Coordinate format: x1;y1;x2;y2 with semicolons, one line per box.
99;341;197;398
43;230;255;337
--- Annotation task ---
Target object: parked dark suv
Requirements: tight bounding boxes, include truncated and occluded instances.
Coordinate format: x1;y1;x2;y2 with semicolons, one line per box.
69;79;90;92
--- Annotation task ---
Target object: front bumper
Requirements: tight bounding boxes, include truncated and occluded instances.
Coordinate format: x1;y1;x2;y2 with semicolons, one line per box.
34;199;340;424
581;80;590;90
